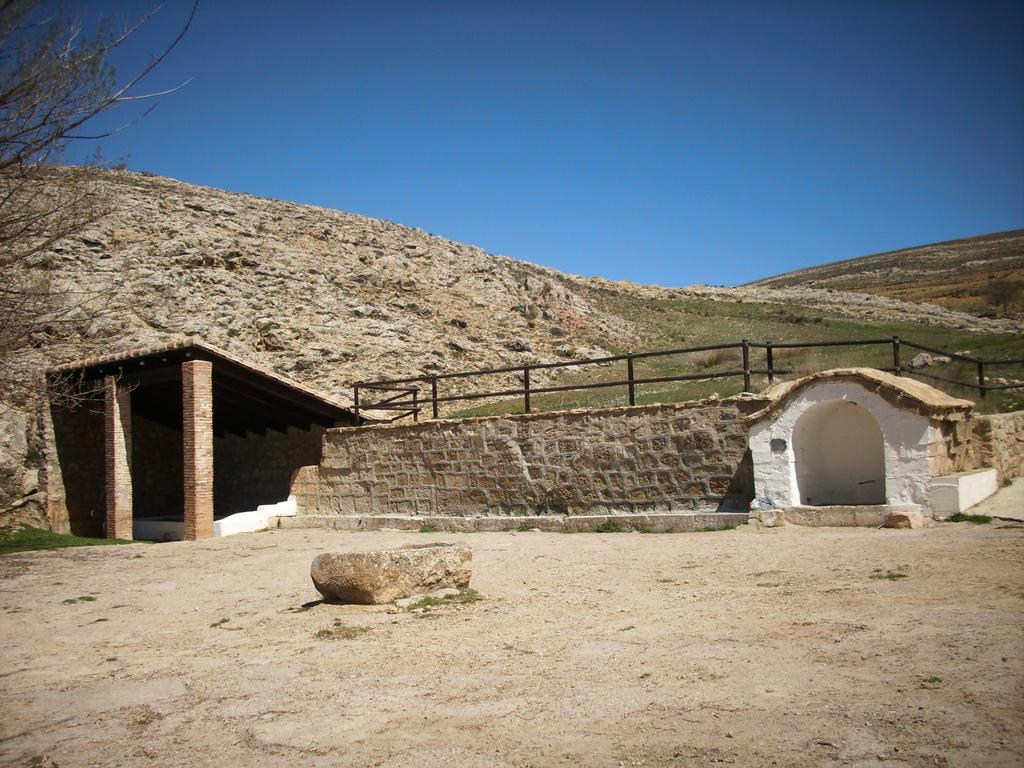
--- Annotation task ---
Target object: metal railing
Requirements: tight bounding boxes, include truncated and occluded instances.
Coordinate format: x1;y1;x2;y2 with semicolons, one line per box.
353;337;1024;423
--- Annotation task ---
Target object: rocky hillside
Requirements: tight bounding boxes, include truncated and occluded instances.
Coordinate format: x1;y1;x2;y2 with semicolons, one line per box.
744;230;1024;318
23;169;1022;399
20;169;648;396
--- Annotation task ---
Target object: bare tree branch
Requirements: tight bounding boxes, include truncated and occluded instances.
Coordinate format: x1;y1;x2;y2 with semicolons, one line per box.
0;0;196;407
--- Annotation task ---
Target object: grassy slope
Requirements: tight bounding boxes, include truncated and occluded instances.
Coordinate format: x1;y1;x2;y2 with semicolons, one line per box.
0;526;133;555
453;292;1024;417
744;229;1024;318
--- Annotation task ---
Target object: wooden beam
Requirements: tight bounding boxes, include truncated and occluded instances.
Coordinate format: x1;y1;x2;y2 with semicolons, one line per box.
213;376;324;430
213;360;350;423
213;399;292;436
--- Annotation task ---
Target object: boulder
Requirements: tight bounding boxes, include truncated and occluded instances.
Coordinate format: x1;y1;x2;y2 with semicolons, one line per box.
749;508;785;528
20;468;39;497
507;337;534;352
909;352;932;369
883;510;926;529
310;543;472;604
908;353;952;370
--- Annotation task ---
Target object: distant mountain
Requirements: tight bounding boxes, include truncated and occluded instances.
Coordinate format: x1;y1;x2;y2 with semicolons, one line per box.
744;230;1024;318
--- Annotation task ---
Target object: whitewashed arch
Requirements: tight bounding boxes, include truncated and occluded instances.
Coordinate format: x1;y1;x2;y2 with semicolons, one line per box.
748;379;935;508
792;400;885;505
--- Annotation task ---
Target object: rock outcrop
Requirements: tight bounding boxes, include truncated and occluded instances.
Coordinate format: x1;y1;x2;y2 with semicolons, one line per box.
310;543;472;604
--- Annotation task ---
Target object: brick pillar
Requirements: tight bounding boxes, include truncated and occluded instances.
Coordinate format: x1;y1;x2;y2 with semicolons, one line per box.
182;360;214;540
103;375;133;540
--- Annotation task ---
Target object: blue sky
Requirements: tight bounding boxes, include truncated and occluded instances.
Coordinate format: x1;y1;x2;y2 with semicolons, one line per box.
64;1;1024;286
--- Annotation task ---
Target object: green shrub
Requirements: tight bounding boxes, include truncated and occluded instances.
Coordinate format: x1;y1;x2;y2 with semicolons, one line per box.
947;513;992;524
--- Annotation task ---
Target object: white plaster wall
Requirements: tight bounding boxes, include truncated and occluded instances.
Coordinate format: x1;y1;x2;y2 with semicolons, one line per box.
749;381;936;509
792;401;885;505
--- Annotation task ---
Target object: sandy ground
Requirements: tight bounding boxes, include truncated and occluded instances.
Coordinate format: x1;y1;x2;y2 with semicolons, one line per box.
1;518;1022;768
971;479;1024;522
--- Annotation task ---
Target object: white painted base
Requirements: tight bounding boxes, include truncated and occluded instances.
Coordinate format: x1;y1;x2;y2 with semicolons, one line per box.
215;496;296;536
133;496;297;541
929;469;999;517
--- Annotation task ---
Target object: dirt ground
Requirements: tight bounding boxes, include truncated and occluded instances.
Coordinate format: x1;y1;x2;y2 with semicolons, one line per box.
1;519;1022;768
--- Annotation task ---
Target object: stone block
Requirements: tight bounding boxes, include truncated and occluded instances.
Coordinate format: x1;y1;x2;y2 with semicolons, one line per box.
883;510;926;529
311;543;472;604
749;508;784;527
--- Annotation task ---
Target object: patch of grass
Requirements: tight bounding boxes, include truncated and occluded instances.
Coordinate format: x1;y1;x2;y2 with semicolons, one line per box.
418;523;438;533
593;520;625;533
947;512;992;524
692;347;743;369
0;526;133;555
870;569;909;581
515;521;535;532
406;587;483;611
314;622;370;640
61;595;97;605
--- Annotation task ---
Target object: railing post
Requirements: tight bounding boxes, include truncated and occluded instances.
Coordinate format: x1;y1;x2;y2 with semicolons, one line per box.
766;342;774;385
741;339;751;393
353;384;360;423
412;388;419;422
626;353;636;406
892;337;901;375
431;375;439;419
977;360;986;399
523;366;531;414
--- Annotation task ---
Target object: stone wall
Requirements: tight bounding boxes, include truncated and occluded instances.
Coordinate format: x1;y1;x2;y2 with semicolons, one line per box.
215;425;327;516
929;417;979;477
132;414;184;518
45;398;105;536
971;411;1024;481
291;398;759;521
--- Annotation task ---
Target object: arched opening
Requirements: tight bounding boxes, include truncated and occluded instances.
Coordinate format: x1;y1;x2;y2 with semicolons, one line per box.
792;400;885;506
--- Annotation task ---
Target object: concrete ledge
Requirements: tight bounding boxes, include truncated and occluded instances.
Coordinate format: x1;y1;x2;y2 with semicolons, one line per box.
930;469;999;518
271;512;749;533
783;504;923;527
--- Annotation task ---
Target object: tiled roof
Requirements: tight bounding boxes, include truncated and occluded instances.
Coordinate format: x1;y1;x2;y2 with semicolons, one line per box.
747;367;974;423
48;336;355;415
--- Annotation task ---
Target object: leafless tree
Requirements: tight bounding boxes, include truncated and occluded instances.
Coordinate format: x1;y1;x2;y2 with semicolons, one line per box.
0;0;196;407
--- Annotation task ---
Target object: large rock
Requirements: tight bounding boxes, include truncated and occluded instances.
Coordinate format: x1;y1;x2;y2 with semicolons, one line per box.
749;508;785;527
310;543;472;604
884;510;926;529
